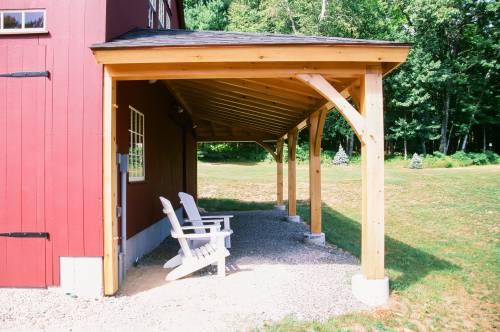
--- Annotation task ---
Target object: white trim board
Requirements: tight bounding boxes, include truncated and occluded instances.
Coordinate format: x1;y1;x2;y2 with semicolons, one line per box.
125;208;182;270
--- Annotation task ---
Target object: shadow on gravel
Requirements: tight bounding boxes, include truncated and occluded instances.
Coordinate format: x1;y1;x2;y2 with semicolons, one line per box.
121;198;458;296
200;198;460;292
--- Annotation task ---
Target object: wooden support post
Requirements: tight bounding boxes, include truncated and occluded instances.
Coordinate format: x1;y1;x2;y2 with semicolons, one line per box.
308;111;324;234
288;129;298;216
276;139;284;206
103;68;118;295
360;65;385;279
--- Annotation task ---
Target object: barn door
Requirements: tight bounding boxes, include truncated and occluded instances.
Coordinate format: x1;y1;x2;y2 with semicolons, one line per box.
0;45;47;287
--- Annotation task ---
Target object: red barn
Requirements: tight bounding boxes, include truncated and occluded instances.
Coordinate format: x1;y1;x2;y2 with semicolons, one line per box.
0;0;409;304
0;0;186;296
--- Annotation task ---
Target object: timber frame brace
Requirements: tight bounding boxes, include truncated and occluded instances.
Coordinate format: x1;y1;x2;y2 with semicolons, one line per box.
288;128;298;161
297;73;370;145
308;108;327;156
256;139;284;163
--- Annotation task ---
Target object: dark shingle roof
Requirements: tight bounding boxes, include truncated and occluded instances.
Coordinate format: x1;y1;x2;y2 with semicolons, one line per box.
91;28;410;49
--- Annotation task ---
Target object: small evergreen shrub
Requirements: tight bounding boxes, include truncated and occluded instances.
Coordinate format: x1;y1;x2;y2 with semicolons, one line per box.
409;153;423;169
333;145;349;166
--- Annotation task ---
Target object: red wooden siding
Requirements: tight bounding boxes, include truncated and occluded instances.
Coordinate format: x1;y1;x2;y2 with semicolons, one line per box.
0;0;107;287
116;81;193;239
0;45;47;286
0;0;184;288
106;0;183;41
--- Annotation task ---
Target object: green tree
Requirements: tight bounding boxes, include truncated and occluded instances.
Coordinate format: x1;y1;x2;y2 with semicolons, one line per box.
184;0;500;156
184;0;231;30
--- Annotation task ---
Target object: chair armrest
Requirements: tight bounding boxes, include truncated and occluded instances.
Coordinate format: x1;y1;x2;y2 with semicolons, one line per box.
171;230;232;239
184;218;223;224
181;225;220;231
201;215;233;219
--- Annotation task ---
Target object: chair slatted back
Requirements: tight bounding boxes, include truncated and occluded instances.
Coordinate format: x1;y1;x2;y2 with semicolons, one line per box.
159;196;192;257
179;192;205;234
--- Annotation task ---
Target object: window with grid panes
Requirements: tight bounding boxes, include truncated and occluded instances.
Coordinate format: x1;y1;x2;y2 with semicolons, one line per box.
148;0;156;28
158;0;165;28
128;106;145;182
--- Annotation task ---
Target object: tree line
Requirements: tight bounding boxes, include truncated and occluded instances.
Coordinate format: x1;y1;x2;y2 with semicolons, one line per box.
184;0;499;157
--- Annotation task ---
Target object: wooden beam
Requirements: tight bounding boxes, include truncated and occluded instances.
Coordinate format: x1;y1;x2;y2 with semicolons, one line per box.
309;111;323;234
194;117;277;140
194;107;287;134
163;81;195;115
297;73;366;143
360;65;385;279
276;138;284;205
175;91;302;122
288;128;298;216
314;109;327;156
207;79;317;108
93;45;410;65
184;96;302;125
348;84;361;108
280;77;359;141
103;62;369;80
216;79;320;106
242;78;322;99
103;68;118;295
173;80;307;114
281;101;333;139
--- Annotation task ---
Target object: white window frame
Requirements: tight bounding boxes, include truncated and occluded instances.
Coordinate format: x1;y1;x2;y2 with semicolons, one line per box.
158;0;165;28
165;0;172;28
0;9;47;35
128;106;146;182
148;0;156;29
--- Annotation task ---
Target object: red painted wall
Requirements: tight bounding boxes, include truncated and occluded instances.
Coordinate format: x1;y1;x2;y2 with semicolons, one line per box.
106;0;182;40
0;0;106;286
0;0;106;287
116;81;188;238
0;0;184;287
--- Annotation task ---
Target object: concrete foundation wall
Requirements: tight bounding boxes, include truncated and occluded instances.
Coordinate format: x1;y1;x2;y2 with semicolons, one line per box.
125;208;183;270
60;257;103;298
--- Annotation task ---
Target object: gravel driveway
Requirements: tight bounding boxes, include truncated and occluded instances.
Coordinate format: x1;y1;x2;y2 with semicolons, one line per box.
0;210;367;331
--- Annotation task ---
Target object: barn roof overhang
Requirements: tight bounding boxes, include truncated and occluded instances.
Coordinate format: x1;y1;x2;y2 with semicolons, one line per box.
91;29;410;142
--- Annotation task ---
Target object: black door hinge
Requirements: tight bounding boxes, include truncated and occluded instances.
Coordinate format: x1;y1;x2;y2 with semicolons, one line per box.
0;71;50;78
0;232;49;239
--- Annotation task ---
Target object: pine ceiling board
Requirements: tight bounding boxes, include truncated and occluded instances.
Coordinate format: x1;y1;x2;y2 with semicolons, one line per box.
194;106;290;132
231;78;322;106
171;85;305;121
194;106;287;131
200;79;317;109
172;80;308;115
251;78;324;99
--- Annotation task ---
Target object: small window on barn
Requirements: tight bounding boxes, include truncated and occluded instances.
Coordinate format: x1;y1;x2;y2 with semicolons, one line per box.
148;0;156;29
0;10;46;34
158;0;165;28
128;106;145;182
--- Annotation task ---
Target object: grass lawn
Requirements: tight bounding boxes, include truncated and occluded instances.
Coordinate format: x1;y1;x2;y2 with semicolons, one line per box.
198;162;500;331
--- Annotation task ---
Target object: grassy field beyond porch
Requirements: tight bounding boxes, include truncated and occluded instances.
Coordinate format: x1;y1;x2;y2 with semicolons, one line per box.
198;162;500;331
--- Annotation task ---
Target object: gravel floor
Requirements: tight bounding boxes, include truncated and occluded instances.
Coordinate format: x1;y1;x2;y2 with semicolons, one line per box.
0;210;367;331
